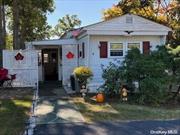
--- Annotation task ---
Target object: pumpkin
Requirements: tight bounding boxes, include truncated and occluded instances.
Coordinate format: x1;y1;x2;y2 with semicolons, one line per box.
96;93;105;103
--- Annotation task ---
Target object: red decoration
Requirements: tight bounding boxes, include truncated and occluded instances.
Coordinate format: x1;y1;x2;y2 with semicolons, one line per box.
66;52;74;59
15;52;24;61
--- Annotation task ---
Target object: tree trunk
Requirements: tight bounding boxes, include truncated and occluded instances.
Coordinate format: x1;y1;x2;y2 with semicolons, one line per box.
2;0;6;48
13;0;20;50
0;0;3;67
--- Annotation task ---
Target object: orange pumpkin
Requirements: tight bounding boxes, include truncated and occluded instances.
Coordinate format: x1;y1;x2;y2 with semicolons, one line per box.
96;93;105;103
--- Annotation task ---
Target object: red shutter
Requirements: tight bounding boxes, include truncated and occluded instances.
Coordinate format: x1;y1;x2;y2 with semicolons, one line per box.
99;41;108;58
143;41;150;54
82;42;85;58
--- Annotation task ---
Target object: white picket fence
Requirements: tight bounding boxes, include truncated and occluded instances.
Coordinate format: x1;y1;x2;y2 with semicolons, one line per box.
3;49;38;87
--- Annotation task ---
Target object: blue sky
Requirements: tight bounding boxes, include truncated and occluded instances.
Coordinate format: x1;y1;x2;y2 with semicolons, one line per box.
47;0;119;27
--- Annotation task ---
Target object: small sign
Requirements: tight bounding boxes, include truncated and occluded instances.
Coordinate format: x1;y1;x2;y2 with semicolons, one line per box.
15;52;24;61
66;52;74;59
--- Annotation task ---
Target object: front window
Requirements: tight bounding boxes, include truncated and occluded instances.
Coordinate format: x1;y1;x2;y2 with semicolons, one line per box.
110;43;123;57
127;43;140;50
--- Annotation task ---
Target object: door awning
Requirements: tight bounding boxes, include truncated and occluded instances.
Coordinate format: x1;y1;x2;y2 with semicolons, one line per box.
27;39;77;46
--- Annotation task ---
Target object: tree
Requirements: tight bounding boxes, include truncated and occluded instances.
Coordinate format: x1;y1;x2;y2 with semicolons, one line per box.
17;0;54;48
52;14;81;38
103;0;180;45
103;5;123;20
0;0;6;67
7;0;54;49
12;0;20;49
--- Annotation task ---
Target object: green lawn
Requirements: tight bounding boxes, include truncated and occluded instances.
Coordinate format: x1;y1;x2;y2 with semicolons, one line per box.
73;97;180;122
0;98;32;135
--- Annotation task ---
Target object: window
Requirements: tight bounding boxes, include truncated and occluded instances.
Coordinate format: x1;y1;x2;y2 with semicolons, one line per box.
43;53;48;63
127;43;140;50
109;43;123;57
126;16;133;23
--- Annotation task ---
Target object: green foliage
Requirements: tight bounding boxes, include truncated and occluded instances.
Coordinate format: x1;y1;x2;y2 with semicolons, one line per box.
138;77;168;105
122;48;170;105
101;62;123;96
166;45;180;83
6;0;54;48
52;14;81;38
6;34;13;50
103;0;180;45
101;47;177;105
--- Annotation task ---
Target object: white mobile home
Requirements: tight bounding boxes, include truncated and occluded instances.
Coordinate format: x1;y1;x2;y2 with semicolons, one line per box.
26;14;171;92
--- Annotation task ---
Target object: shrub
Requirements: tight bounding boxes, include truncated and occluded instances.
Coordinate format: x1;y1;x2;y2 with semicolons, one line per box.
138;77;168;105
122;48;170;105
101;48;171;105
101;62;123;97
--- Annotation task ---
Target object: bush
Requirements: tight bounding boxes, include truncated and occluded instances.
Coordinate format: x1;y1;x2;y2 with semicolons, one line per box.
100;48;171;105
138;77;168;105
73;66;93;87
100;62;123;97
122;48;170;105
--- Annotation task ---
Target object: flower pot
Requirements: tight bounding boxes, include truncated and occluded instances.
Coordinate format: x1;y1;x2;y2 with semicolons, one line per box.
96;93;105;103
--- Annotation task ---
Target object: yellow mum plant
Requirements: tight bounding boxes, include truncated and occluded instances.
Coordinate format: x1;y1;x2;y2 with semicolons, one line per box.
73;66;93;86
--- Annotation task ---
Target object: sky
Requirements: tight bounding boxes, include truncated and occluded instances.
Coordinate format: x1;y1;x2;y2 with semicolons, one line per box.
47;0;119;27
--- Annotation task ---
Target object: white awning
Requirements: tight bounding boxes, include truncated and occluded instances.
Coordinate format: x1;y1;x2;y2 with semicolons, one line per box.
26;39;77;46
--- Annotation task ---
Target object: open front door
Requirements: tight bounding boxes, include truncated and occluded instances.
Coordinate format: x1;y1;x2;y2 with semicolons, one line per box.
42;49;58;81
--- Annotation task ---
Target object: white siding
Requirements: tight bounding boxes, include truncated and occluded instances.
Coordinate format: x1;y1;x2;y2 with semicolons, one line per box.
85;14;171;35
77;36;89;66
62;45;78;85
88;35;163;92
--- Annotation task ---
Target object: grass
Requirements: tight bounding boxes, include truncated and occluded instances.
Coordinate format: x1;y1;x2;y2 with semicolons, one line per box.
0;90;33;135
72;97;180;123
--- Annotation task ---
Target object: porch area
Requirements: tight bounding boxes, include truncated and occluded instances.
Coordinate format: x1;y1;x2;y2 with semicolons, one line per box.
26;39;78;87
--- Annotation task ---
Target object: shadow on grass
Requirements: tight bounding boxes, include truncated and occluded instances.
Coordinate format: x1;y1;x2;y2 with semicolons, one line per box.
74;97;180;122
0;99;31;135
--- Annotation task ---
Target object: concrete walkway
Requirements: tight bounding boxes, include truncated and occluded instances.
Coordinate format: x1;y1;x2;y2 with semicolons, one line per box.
34;82;85;125
34;120;180;135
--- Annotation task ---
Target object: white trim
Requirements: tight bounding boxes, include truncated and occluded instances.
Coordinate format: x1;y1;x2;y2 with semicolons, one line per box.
108;42;124;58
87;30;169;36
125;42;142;53
27;39;77;46
84;14;171;32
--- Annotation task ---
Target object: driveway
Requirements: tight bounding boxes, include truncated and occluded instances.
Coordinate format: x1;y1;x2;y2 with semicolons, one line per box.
34;82;179;135
34;120;180;135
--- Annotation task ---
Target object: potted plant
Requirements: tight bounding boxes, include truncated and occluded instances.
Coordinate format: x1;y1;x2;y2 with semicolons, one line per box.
73;66;93;91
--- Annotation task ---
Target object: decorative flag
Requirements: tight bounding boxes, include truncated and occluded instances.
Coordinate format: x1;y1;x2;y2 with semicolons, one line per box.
66;52;74;59
15;52;24;61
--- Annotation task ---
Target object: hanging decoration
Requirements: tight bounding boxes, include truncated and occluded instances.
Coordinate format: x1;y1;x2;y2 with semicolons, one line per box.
15;52;24;61
66;52;74;59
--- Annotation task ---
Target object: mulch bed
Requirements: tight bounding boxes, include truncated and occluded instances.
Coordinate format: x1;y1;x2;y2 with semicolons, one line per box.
0;88;34;99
